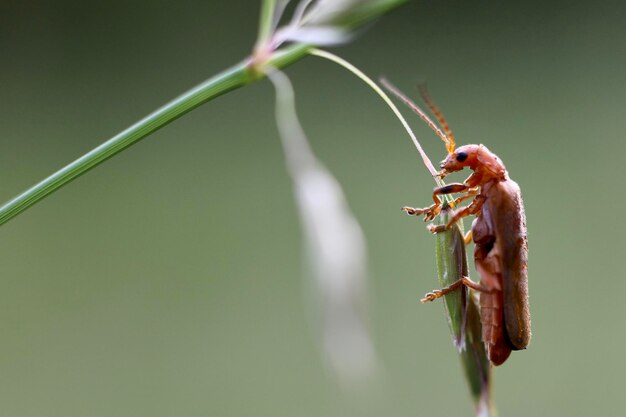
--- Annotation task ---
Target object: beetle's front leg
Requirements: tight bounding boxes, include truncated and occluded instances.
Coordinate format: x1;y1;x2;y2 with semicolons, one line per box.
402;183;470;221
402;204;437;217
428;195;485;234
420;276;491;303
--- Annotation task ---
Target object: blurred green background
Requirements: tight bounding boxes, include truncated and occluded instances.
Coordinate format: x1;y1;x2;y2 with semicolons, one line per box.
1;1;625;416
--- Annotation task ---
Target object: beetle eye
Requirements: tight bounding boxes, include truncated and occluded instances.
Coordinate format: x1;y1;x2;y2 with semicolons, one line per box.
456;151;468;162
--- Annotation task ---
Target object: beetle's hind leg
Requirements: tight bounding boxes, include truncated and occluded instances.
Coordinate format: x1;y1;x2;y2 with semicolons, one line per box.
421;276;490;303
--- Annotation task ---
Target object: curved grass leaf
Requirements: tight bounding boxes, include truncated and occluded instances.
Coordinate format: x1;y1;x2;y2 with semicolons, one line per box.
434;205;495;417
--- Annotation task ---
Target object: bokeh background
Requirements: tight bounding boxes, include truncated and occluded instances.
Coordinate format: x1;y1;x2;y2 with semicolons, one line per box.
1;1;625;416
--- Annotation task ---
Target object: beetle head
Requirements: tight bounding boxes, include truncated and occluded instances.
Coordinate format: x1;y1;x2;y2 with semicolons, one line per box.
438;144;480;177
439;144;508;180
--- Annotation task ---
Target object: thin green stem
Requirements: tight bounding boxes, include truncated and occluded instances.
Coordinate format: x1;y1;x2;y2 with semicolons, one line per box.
255;0;278;52
309;49;442;184
0;44;311;227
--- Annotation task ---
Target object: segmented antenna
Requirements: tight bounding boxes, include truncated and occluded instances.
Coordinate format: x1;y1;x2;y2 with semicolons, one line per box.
418;84;456;154
380;78;455;154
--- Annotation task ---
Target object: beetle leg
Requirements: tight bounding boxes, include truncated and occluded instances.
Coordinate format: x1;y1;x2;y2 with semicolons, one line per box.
464;230;473;245
451;187;479;207
434;183;469;200
426;183;471;220
402;183;471;222
464;172;484;188
427;195;485;233
402;204;437;217
420;276;491;303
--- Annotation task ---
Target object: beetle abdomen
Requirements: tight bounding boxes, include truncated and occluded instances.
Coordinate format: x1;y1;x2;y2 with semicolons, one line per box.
479;289;511;366
473;216;511;366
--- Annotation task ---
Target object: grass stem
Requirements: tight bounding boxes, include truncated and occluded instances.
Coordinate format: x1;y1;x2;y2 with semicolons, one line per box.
0;44;310;227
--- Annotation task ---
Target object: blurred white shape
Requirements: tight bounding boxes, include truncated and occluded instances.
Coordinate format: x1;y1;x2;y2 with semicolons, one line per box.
291;0;316;24
277;25;353;46
271;0;292;33
477;398;491;417
267;69;377;383
300;0;364;25
274;0;375;46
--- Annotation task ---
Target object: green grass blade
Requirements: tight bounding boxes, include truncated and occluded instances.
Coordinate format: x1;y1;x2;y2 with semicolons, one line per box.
434;206;495;417
0;44;311;227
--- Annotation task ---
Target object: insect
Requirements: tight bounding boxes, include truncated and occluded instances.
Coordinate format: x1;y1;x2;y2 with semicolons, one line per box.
401;85;531;366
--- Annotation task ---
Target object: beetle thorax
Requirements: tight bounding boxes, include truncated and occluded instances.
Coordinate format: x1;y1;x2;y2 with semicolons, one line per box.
474;145;508;181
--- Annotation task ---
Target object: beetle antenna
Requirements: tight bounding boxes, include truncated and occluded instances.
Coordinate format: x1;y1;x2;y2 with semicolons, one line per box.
380;78;453;152
417;84;456;154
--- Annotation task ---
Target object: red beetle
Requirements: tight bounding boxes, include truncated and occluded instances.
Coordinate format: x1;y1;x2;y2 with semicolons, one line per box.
402;87;531;366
